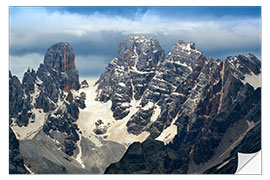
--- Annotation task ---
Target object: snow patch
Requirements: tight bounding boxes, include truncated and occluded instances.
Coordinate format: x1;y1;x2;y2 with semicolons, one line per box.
174;60;188;67
11;109;47;140
150;105;161;122
105;98;149;147
24;164;34;174
217;159;231;170
155;115;178;145
118;82;126;87
120;102;130;108
30;84;40;107
133;45;139;70
177;42;202;55
76;78;111;147
130;69;155;74
171;92;185;96
142;102;154;110
241;72;261;90
151;84;167;92
74;137;85;169
174;61;193;71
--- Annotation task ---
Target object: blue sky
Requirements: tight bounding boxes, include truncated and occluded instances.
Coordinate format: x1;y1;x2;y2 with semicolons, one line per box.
9;6;261;79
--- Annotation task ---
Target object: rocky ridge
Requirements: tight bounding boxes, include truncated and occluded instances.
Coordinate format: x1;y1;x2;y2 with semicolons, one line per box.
101;37;261;174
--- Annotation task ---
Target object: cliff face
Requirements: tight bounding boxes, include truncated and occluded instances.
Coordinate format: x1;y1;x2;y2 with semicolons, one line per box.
44;42;76;72
43;42;80;92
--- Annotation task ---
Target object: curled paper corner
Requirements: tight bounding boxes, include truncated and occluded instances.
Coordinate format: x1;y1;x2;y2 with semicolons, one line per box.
235;150;261;174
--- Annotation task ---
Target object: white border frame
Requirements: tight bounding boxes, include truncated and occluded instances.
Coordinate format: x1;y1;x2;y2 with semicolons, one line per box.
2;0;268;179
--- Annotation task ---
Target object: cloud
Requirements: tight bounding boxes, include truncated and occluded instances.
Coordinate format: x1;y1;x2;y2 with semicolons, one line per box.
9;7;261;78
76;55;113;78
9;53;44;80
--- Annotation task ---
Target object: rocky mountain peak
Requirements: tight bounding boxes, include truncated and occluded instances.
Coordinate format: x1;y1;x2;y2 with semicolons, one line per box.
44;42;76;72
225;53;261;82
39;42;80;92
116;36;164;71
95;36;165;119
164;40;206;71
172;40;202;55
177;40;195;48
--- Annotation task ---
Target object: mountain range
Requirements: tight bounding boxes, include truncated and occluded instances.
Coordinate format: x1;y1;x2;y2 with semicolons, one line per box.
9;36;261;174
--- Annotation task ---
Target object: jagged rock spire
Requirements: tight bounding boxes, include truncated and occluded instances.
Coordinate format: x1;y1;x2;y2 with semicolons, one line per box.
44;42;76;72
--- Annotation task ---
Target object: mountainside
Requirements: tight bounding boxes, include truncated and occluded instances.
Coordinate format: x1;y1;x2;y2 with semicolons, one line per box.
9;36;261;174
9;42;126;173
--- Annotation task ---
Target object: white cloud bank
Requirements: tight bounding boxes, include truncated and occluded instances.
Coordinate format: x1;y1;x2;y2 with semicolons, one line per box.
9;53;44;80
9;7;261;78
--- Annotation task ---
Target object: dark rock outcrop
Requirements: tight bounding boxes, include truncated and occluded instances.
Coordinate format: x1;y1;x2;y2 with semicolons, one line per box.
9;71;33;127
81;80;89;88
93;119;109;135
105;139;189;174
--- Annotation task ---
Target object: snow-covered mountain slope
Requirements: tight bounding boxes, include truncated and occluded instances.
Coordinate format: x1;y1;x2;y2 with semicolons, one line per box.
9;36;261;174
77;78;150;147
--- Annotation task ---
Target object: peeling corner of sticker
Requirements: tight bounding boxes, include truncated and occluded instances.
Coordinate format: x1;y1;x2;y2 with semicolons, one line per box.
235;150;261;174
